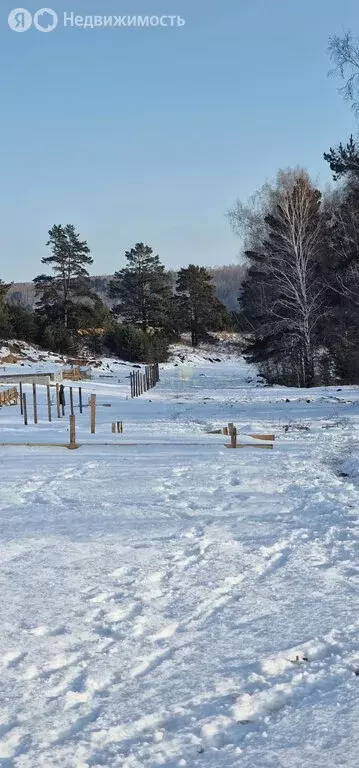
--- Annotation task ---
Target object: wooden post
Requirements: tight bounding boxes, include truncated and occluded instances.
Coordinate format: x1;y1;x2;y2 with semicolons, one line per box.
90;394;96;434
223;427;228;435
32;382;38;425
112;422;116;433
69;387;74;416
19;382;23;415
117;421;123;433
56;383;61;419
23;393;28;426
79;386;83;414
69;414;76;448
231;426;237;449
47;385;52;422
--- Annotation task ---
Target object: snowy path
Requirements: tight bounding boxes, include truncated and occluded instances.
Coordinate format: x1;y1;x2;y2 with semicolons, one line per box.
0;359;359;766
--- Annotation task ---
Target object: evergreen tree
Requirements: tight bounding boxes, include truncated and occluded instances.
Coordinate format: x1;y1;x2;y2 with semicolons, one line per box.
108;243;172;331
322;184;359;382
105;324;169;363
324;135;359;180
34;224;93;329
8;305;37;343
0;280;12;339
175;265;224;347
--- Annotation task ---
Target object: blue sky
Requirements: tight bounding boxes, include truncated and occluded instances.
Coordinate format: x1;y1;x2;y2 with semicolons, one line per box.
1;0;358;281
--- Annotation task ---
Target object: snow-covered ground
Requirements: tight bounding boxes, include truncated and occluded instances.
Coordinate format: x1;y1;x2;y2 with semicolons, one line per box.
0;349;359;767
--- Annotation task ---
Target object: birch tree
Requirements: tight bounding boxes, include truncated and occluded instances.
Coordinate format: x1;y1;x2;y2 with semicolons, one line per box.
230;170;326;386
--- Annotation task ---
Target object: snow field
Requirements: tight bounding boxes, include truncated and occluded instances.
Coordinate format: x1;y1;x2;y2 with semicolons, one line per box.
0;355;359;766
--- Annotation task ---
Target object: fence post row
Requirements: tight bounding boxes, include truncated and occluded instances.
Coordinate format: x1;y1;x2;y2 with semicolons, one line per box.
130;364;160;398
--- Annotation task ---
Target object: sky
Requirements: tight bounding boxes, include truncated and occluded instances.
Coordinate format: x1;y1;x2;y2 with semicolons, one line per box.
1;0;359;282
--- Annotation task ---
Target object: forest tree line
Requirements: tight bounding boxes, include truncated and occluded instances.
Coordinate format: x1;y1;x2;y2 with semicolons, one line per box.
227;32;359;386
0;232;235;363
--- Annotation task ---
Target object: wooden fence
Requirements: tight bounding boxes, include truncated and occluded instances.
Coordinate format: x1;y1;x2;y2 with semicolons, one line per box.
63;366;91;381
130;363;160;398
16;383;116;438
0;387;19;407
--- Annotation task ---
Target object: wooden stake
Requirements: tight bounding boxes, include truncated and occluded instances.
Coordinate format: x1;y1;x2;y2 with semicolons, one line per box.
23;393;28;426
69;414;76;448
79;386;83;414
117;421;123;433
47;384;52;422
112;422;116;433
225;442;273;450
223;427;228;435
230;426;237;449
32;382;38;425
69;387;74;416
90;394;96;434
56;383;60;419
19;382;23;415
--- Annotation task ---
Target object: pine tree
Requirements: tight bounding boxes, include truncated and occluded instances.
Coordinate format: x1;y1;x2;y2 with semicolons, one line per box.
322;184;359;382
175;265;223;347
108;243;172;331
34;224;93;329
